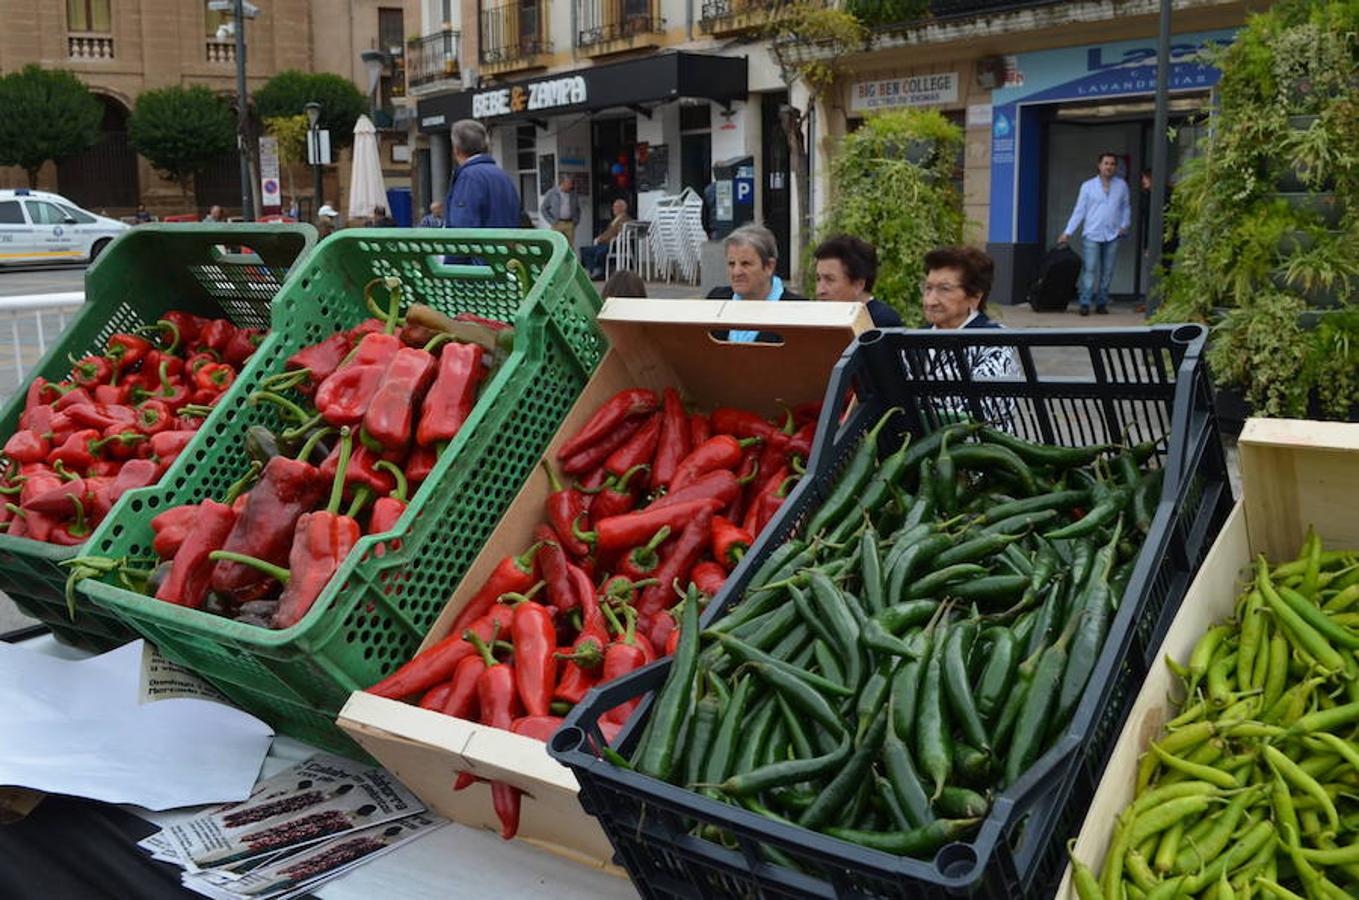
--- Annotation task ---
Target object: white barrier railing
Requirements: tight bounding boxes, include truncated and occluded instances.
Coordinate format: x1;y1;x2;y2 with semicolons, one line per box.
0;292;85;403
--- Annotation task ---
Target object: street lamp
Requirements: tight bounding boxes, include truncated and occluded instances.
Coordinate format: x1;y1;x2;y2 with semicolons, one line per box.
209;0;260;221
305;101;323;216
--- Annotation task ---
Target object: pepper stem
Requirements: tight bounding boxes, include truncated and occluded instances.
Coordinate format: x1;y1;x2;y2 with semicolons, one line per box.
373;460;408;502
208;550;291;584
222;461;263;505
422;332;458;354
737;436;763;448
464;627;501;667
295;426;336;462
498;581;546;605
66;495;89;538
540;459;565;494
251;390;313;424
571;515;597;546
327;427;353;516
259;369;312;392
738;459;760;486
615;463;649;492
515;540;545;570
281;414;326;443
51;460;80;481
600;602;624;637
346;486;374;518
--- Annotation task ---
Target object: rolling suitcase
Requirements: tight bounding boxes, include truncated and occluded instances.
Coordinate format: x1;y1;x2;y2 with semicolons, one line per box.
1026;243;1083;311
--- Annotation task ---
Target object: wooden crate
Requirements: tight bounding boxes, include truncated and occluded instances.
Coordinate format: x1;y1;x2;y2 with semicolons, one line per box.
1058;417;1359;897
338;298;872;870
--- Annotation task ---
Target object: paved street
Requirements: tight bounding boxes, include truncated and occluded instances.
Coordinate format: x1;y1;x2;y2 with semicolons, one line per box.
0;264;86;297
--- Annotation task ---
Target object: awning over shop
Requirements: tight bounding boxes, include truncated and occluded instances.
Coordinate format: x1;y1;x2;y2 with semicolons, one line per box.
416;51;748;132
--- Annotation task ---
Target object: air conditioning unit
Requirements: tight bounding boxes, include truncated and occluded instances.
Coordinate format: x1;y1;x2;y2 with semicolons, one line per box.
975;55;1006;91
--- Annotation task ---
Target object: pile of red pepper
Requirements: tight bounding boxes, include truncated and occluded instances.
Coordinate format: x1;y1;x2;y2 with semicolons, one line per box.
134;278;509;630
0;312;262;545
363;387;819;840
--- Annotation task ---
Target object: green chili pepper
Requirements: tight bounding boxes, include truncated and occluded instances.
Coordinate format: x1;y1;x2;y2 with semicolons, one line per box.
715;633;853;698
719;732;851;797
915;633;953;800
635;584;702;781
883;711;934;829
800;711;887;830
942;623;990;750
681;696;721;789
805;407;902;538
823;818;980;857
1005;613;1077;787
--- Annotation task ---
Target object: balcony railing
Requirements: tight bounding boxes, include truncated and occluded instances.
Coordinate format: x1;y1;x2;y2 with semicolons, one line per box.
577;0;663;49
479;0;552;68
205;38;236;64
700;0;772;33
68;32;114;60
406;29;461;89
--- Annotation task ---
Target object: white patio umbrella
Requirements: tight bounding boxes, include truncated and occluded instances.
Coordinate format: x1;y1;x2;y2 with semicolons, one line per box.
348;114;388;221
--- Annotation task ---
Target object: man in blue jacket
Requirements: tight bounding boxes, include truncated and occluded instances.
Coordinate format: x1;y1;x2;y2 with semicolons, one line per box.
444;119;521;228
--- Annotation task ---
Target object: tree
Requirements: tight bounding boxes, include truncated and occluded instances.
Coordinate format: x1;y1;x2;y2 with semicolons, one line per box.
128;85;236;198
254;71;367;149
0;65;102;187
764;3;868;266
818;109;964;324
264;114;309;207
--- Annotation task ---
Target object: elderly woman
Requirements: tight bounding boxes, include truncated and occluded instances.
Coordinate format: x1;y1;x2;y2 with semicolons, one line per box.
914;246;1018;420
707;224;805;343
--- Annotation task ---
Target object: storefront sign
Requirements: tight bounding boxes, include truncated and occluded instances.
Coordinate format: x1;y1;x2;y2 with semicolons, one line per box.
987;28;1236;245
472;75;588;119
850;73;958;112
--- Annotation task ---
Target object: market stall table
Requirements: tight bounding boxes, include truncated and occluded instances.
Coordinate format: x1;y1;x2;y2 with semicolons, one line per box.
0;628;637;900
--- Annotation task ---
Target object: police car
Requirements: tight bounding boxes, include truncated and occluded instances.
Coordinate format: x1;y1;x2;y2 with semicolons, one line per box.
0;189;129;267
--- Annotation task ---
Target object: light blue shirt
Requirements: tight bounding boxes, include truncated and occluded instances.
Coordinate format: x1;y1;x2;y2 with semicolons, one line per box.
1064;175;1131;243
726;276;786;343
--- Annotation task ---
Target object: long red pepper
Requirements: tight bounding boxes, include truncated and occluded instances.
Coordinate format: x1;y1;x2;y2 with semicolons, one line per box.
510;600;557;718
440;652;486;720
636;504;713;619
582;498;722;554
417;341;484;447
649;387;691;492
669;435;759;493
362;347;436;450
710;407;780;442
600;606;648;727
688;413;711;447
555;388;658;461
156;500;237;608
553;631;604;706
646;470;741;514
366;608;511;699
418;681;455;711
566;561;605;635
314;364;388;426
691;560;727;596
603;414;660;478
541;462;589;558
558;416;645;476
710;516;753;571
446;542;543;636
467;631;522;840
743;464;788;534
587;464;648;522
532;524;576;614
510;716;565;743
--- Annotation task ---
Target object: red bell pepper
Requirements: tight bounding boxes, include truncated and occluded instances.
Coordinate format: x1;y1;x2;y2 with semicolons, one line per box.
603;413;660;478
541;462;589;558
286;332;352;390
48;428;102;473
649;387;691;492
142;350;185;381
581;498;723;554
689;413;711;447
23;377;51;413
133;400;175;435
92;384;131;406
691;560;727;596
106;458;158;505
70;355;112;388
53;387;94;412
447;543;543;636
209;455;327;602
314;363;388;427
94;426;146;461
416;341;484;448
636;504;714;619
66;403;136;431
222;327;263;366
669;435;758;494
158;312;202;349
588;464;648;522
185;351;220;378
105;333;152;372
198;319;236;354
194;363;236;394
711;516;753;570
553;631;605;706
407;444;438;484
48;495;95;545
152;504;199;559
346;332;403;369
320;440;395;497
510;599;557;718
19;403;54;435
367;461;408;554
555;388;658;462
3;430;49;465
156;500;238;608
149;430;196;470
362;347;436;451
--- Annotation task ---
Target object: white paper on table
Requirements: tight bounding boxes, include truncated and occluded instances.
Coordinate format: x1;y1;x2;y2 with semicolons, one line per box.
0;640;273;810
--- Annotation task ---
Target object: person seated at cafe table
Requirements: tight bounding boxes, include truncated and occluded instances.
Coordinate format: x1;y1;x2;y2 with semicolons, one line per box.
706;224;806;343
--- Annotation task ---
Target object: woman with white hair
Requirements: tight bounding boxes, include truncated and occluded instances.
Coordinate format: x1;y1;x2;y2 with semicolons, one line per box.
706;224;805;343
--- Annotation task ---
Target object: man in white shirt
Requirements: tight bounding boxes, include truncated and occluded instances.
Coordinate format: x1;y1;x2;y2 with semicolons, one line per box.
1059;152;1131;316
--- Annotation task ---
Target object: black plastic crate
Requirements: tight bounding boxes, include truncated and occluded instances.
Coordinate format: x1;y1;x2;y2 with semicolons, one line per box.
550;326;1233;899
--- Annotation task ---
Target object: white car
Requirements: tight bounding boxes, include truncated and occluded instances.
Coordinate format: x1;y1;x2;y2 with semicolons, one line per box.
0;189;129;267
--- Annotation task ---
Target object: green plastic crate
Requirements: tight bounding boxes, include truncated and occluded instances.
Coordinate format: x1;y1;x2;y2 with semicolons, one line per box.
80;228;606;757
0;224;316;652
